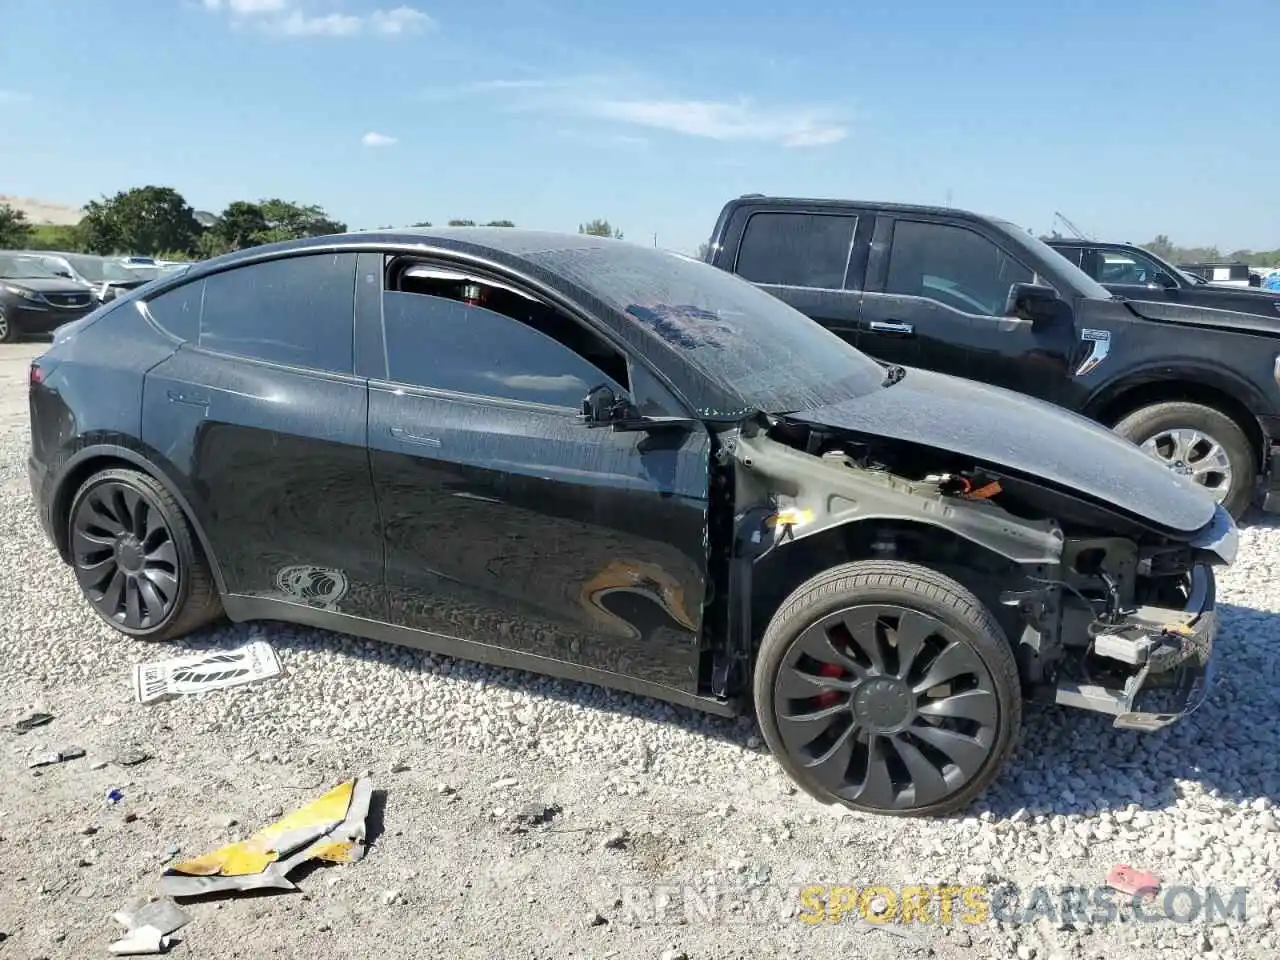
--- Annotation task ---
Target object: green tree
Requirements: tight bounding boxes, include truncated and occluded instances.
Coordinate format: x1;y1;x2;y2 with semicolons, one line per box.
207;200;270;254
253;199;346;244
26;223;87;251
579;218;623;239
78;186;202;256
410;221;433;227
484;219;516;227
0;204;34;248
695;241;711;260
447;219;476;226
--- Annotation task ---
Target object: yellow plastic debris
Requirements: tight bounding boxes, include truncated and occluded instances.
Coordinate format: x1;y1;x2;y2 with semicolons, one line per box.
160;776;372;897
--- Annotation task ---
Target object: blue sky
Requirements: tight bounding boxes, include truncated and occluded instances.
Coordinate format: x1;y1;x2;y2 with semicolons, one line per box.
1;0;1275;254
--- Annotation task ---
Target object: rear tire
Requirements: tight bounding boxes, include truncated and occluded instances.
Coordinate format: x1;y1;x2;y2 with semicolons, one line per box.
0;308;17;344
1112;401;1255;518
67;467;222;641
754;560;1021;818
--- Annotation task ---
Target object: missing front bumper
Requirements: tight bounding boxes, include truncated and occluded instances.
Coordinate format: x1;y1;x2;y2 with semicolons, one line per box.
1053;562;1216;732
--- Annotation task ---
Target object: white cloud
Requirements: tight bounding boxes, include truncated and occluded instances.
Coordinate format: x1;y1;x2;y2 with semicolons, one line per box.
205;1;433;38
580;98;847;148
362;131;397;147
442;77;848;148
370;6;432;34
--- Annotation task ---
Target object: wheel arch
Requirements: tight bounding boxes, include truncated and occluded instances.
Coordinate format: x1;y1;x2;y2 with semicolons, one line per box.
50;444;228;597
1083;371;1267;471
745;517;1032;670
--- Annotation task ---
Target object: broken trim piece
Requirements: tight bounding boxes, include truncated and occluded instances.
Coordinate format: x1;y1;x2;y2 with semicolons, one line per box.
159;776;373;898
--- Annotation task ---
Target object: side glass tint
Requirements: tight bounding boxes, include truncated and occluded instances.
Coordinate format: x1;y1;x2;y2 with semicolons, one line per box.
886;221;1033;316
734;212;857;289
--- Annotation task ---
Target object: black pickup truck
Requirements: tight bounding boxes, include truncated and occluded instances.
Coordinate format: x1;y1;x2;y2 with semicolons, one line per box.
704;196;1280;518
1046;238;1280;318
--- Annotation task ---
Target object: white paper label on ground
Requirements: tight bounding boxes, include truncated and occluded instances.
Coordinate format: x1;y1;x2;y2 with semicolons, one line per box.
133;641;282;705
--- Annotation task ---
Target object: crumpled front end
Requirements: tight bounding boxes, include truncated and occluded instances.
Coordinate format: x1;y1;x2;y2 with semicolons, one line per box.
1053;560;1216;731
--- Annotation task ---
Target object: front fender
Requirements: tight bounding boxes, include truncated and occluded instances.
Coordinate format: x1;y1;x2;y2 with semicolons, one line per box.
734;431;1065;566
1083;357;1275;422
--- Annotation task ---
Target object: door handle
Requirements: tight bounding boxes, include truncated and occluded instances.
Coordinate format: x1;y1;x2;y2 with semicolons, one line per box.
166;389;209;407
390;426;442;448
868;320;914;335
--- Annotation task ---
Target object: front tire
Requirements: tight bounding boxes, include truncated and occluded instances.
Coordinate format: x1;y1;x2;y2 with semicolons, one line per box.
0;308;16;344
67;468;222;641
1112;401;1255;518
754;560;1021;817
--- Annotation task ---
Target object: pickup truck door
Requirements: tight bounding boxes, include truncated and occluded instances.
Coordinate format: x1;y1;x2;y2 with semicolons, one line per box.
859;215;1080;406
718;207;871;345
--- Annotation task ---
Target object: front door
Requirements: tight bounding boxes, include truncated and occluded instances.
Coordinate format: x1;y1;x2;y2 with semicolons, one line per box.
860;217;1080;406
358;256;712;694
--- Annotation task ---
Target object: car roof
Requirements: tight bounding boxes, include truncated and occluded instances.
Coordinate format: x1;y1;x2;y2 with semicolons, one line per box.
722;194;1003;225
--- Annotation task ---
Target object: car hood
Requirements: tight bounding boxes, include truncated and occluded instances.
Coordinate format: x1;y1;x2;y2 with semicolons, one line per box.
786;366;1218;536
1118;295;1280;335
0;277;95;295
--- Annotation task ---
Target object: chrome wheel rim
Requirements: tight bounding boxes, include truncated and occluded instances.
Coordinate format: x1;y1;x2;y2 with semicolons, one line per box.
0;311;9;340
773;604;999;811
1139;428;1232;502
71;481;181;630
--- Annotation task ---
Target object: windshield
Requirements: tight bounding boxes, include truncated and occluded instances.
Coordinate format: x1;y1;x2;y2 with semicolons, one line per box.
64;255;140;283
524;244;888;416
993;221;1117;301
0;253;63;280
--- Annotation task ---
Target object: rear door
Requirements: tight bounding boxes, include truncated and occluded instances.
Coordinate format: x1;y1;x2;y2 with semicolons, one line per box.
139;253;385;619
860;216;1080;404
722;207;870;345
356;254;712;693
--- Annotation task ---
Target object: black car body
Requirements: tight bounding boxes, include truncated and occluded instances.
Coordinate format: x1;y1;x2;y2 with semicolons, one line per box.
0;252;99;342
705;196;1280;518
28;230;1236;816
1048;239;1280;318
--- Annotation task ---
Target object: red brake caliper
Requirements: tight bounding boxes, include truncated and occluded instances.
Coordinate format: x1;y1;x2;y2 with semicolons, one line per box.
813;662;845;708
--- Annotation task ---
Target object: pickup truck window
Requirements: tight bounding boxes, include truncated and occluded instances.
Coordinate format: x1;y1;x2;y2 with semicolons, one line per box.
886;220;1033;317
1088;248;1173;286
734;212;857;289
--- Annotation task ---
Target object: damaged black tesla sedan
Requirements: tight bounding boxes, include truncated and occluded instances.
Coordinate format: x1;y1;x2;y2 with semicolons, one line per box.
27;229;1236;816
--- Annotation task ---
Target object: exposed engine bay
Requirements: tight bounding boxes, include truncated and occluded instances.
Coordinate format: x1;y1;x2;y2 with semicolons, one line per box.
727;416;1231;731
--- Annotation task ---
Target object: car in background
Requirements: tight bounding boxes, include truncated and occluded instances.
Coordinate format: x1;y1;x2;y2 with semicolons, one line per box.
1047;239;1280;319
704;195;1280;518
26;252;153;302
0;252;99;342
26;228;1234;817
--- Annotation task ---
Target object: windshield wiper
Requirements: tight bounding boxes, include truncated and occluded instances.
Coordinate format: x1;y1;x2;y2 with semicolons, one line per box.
881;364;906;387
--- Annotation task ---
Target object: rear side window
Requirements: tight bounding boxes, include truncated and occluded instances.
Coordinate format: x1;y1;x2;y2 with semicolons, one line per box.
381;265;627;409
734;212;857;289
144;254;358;374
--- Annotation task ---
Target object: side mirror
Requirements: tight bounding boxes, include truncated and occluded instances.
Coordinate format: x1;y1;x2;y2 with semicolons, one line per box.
580;384;639;428
1005;282;1061;327
1150;273;1178;289
55;270;72;279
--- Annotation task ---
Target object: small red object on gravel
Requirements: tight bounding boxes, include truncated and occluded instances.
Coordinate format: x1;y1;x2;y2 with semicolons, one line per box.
1106;865;1160;899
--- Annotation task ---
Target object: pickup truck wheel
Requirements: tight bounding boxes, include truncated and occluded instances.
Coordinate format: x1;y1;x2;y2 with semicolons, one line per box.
1112;402;1255;518
754;560;1020;818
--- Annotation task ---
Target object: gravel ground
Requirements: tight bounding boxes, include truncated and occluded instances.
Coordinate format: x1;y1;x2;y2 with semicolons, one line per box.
1;339;1278;959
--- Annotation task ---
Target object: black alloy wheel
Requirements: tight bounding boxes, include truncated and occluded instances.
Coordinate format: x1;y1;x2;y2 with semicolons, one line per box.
67;468;222;640
755;561;1021;817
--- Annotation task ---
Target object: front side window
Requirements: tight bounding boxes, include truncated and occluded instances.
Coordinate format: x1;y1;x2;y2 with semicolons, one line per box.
886;220;1033;316
734;212;858;289
381;263;627;409
1095;249;1170;285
